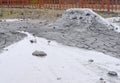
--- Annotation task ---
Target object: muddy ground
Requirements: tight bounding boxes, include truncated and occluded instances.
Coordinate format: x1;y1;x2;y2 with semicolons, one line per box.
0;18;119;58
0;8;120;58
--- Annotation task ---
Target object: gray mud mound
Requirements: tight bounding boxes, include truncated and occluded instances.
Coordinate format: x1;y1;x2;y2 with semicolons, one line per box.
49;8;120;58
54;8;117;30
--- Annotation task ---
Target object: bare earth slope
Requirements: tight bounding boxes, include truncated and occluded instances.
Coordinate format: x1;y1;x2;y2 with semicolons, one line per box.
1;8;120;58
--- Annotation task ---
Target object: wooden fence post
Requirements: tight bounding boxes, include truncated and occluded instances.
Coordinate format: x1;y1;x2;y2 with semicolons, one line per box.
7;0;9;7
0;0;1;6
22;0;24;8
42;0;44;7
78;0;80;8
81;0;83;8
115;0;118;11
10;0;11;7
59;0;62;9
107;0;110;12
39;0;41;8
101;0;104;10
26;0;28;7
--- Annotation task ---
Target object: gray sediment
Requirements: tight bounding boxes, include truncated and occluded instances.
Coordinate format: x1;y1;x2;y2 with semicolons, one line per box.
0;9;120;58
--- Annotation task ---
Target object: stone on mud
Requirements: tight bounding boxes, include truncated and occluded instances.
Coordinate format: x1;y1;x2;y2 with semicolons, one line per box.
32;50;47;57
107;71;118;76
88;59;94;62
30;39;37;43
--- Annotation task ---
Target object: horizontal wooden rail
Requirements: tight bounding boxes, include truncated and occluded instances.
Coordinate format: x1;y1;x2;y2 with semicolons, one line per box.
0;0;119;12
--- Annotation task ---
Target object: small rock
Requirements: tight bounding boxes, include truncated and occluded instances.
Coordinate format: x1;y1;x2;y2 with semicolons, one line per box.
107;71;118;76
115;27;118;30
0;32;5;35
88;59;94;62
0;20;2;22
70;11;74;14
72;16;77;20
48;40;51;45
99;78;104;80
99;78;106;83
57;77;62;80
53;27;56;29
32;50;47;57
79;17;83;19
86;13;91;16
32;34;36;37
116;64;120;66
39;22;43;24
30;39;36;43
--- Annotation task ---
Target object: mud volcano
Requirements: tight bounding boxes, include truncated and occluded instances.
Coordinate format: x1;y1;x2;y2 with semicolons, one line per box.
51;8;120;58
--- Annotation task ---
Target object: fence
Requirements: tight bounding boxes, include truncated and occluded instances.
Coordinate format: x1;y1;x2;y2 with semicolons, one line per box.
0;0;120;12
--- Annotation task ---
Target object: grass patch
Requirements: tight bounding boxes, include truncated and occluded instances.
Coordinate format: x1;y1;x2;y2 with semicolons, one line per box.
0;8;119;19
